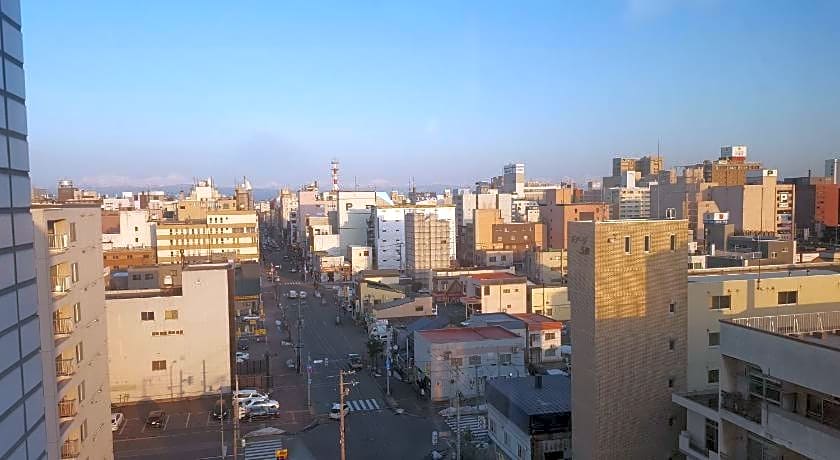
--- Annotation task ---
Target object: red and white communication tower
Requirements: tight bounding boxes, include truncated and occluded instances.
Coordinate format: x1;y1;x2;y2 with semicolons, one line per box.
330;159;340;191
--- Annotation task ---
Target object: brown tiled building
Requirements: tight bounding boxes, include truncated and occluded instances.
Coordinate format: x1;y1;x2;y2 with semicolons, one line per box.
103;247;156;270
568;219;688;459
539;202;609;250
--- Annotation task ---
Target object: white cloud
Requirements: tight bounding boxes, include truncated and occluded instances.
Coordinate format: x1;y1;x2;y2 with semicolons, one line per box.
78;173;191;188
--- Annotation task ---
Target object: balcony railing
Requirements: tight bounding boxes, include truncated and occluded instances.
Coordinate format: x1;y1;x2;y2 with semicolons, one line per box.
60;439;80;459
51;275;73;295
49;233;70;252
53;317;74;337
721;390;762;424
55;358;76;378
57;398;77;419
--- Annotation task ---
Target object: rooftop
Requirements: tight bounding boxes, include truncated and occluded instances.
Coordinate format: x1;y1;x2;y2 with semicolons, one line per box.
468;272;526;283
689;268;839;283
486;375;571;415
417;325;520;344
510;313;563;330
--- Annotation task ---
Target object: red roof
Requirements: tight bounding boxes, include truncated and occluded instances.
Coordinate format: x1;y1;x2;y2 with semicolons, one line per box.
467;272;525;283
417;326;520;343
510;313;564;331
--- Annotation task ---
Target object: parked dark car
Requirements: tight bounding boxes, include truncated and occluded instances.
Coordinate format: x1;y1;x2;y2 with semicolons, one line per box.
237;338;249;351
146;410;165;428
347;353;363;370
211;401;229;420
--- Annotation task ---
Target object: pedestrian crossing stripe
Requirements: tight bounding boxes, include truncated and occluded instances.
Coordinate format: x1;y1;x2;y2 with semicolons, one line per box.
244;439;285;460
444;414;489;442
347;399;382;412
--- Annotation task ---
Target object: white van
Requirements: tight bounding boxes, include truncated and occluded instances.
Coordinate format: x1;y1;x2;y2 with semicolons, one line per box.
288;290;298;299
232;389;269;404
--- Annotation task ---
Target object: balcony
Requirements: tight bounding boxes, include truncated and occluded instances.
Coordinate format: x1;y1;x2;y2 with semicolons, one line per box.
764;404;840;460
55;357;76;379
60;439;80;459
679;430;710;460
53;316;74;338
51;275;73;296
49;233;70;252
721;390;761;424
57;398;77;421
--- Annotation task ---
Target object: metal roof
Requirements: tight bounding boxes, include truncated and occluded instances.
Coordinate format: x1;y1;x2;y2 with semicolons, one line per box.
486;375;571;415
688;268;838;284
417;326;520;343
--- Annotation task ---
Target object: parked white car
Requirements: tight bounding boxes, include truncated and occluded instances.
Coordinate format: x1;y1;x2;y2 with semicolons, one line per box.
235;352;250;363
241;398;280;410
233;390;269;404
299;291;307;299
329;403;349;420
288;290;298;299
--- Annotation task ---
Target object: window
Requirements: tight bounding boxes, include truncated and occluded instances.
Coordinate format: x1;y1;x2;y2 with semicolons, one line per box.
152;360;167;371
483;286;490;295
502;288;510;294
165;310;179;320
450;357;463;367
69;222;77;243
141;311;155;321
707;369;719;384
75;342;84;363
669;302;675;314
134;226;139;232
708;332;720;347
144;273;154;280
711;295;731;310
546;307;553;317
668;377;674;388
77;381;86;402
489;256;496;262
415;305;424;312
71;263;79;283
498;353;512;365
644;235;651;252
668;338;675;350
544;332;556;341
778;291;798;305
80;419;88;442
489;418;496;433
73;302;82;323
705;419;719;453
518;444;524;459
544;348;557;357
670;234;677;251
624;236;631;253
131;274;141;281
468;355;481;365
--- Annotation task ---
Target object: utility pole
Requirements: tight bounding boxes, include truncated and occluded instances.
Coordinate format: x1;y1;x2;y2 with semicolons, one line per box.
339;370;348;460
220;387;225;458
385;333;391;396
296;296;303;373
455;390;461;460
307;353;312;408
233;374;240;459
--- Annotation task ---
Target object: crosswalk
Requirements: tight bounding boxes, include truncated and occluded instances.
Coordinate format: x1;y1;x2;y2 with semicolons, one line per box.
244;439;285;460
347;399;382;412
444;414;489;442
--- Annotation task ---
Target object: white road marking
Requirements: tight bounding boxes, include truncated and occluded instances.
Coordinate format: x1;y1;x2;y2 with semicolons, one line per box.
140;420;147;434
185;412;191;428
162;414;171;431
370;399;380;410
118;418;129;436
205;410;213;426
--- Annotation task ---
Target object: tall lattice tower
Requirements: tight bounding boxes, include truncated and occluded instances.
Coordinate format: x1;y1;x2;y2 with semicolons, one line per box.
331;159;340;191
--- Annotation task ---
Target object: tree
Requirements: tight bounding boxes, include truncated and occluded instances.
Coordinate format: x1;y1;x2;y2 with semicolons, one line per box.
366;338;384;366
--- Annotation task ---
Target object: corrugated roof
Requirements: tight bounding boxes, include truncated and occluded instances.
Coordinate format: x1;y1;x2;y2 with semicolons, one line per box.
510;313;563;331
486;375;571;415
417;326;520;343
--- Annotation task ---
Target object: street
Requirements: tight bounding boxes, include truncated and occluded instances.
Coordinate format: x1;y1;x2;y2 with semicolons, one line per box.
114;236;442;459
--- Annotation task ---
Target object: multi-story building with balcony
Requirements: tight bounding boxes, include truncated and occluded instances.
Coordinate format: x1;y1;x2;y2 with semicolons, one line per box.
0;2;47;458
155;210;259;264
678;311;840;460
32;203;113;460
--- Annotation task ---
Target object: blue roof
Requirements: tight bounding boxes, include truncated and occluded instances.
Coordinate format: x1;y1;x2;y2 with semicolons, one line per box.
486;375;571;415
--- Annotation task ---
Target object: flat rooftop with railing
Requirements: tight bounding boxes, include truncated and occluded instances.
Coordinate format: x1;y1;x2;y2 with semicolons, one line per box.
724;311;840;351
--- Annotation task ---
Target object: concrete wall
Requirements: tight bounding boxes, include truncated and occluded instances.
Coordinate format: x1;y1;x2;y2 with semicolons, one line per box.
32;205;114;460
528;286;570;321
372;296;434;320
106;266;232;402
685;270;840;393
462;277;527;314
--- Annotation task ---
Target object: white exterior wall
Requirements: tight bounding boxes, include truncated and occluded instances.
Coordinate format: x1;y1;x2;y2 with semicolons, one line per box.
463;278;528;314
313;234;341;256
102;209;154;250
347;246;372;273
414;333;526;401
338;191;377;252
373;206;456;270
488;404;532;460
106;266;232;402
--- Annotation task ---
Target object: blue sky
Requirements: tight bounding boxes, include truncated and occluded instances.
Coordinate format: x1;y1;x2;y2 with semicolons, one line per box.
22;0;840;190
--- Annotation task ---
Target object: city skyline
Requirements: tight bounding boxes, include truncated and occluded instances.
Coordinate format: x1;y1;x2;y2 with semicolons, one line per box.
23;1;840;188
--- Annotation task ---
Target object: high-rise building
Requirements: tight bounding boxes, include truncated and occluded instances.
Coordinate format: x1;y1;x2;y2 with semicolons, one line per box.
156;210;259;264
371;205;456;270
0;2;48;457
32;203;113;460
568;219;688;459
826;158;840;184
404;212;452;274
539;202;610;250
503;163;525;197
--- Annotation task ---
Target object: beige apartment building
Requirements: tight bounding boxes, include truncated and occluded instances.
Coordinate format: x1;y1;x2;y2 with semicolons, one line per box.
673;265;840;459
32;203;113;460
569;219;689;459
404;212;452;274
460;272;528;315
156;210;259;264
709;169;795;240
106;264;233;403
